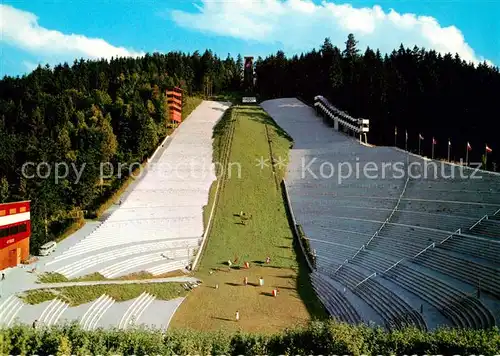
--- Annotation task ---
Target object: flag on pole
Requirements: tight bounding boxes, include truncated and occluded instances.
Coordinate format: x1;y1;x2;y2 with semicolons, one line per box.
467;142;472;151
405;130;408;140
433;138;437;145
395;126;397;135
448;140;451;146
419;134;424;140
486;145;492;153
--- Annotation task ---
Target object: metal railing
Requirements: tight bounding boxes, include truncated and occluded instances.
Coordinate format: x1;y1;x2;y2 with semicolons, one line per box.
334;171;410;276
440;228;461;245
469;215;488;230
365;231;379;247
333;259;348;274
354;272;377;289
383;258;405;274
366;174;410;248
313;96;369;134
315;102;361;132
413;242;436;259
351;245;365;260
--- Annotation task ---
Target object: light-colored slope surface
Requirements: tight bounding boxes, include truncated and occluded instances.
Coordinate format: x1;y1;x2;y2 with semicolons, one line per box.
42;101;231;279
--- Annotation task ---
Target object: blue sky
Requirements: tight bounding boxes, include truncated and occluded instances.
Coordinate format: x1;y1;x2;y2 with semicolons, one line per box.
1;0;499;77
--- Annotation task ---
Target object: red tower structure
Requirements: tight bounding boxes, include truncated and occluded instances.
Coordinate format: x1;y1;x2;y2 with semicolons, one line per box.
0;201;31;270
166;87;183;125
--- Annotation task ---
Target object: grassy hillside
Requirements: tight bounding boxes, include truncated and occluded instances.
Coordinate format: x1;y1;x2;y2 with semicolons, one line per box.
170;105;326;333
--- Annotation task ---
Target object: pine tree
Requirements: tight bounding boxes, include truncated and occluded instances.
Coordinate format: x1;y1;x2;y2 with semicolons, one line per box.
343;33;359;58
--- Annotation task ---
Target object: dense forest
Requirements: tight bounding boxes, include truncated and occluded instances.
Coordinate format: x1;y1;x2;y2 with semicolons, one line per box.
255;35;500;168
0;51;243;250
1;35;500;251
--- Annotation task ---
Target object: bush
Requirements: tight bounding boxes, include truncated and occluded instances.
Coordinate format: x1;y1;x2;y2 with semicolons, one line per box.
1;321;499;355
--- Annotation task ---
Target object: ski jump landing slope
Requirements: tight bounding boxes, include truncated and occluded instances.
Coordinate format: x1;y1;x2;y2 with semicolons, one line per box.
44;101;231;279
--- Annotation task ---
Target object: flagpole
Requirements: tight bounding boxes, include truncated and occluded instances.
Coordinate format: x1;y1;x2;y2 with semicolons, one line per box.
432;138;435;159
447;139;451;162
465;143;469;166
394;126;397;147
418;135;421;155
405;130;408;151
485;146;488;169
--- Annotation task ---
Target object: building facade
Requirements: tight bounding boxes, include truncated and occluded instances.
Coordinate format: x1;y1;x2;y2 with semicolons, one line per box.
0;201;31;270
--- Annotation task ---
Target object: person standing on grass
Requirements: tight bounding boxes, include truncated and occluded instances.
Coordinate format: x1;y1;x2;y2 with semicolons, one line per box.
235;310;240;321
266;256;270;264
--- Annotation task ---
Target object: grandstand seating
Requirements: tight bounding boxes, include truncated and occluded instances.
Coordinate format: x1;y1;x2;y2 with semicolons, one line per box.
386;264;495;329
469;218;500;239
262;97;500;330
311;272;361;324
350;249;396;272
331;264;427;330
413;247;500;297
440;233;500;264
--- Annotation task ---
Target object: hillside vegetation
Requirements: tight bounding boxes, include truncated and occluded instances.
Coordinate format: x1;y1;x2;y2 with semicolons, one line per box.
1;321;499;355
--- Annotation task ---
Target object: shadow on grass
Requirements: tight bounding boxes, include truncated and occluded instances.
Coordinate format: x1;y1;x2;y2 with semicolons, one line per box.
261;265;284;269
276;274;295;279
211;316;234;322
276;245;291;249
252;260;264;265
226;282;241;287
260;291;274;297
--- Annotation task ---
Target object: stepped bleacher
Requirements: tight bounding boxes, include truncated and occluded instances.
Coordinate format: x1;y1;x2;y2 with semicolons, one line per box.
262;97;500;330
385;264;495;329
332;264;427;330
440;232;500;263
41;101;230;278
311;273;361;324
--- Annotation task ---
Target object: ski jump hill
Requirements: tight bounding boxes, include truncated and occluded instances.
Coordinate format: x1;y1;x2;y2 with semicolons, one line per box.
0;100;231;330
261;97;500;331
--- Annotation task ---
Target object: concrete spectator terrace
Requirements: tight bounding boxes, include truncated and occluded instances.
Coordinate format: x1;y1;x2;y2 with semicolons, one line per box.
262;98;500;331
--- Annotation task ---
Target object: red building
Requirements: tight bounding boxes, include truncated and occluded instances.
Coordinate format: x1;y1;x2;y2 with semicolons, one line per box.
0;201;31;270
166;87;183;124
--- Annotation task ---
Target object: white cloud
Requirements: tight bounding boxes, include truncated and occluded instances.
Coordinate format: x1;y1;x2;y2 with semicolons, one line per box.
0;4;144;60
22;60;39;72
171;0;493;66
